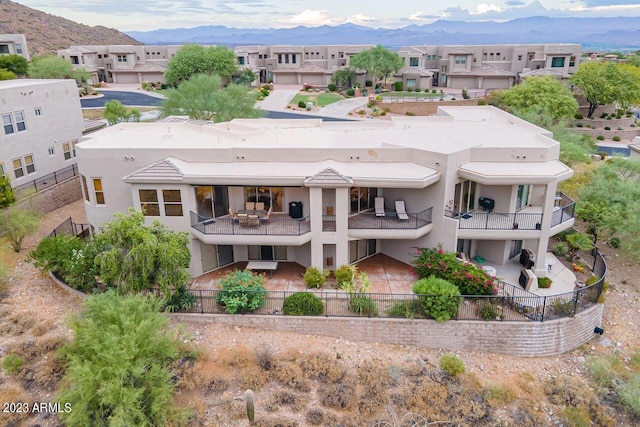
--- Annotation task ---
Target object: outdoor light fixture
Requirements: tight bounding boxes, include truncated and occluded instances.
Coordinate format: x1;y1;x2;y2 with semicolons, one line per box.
594;327;604;335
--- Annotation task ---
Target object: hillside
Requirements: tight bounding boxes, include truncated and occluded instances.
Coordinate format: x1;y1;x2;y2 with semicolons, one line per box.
0;0;141;56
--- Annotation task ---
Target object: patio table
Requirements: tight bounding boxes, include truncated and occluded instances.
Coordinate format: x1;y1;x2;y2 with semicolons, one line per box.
238;209;267;217
246;261;278;277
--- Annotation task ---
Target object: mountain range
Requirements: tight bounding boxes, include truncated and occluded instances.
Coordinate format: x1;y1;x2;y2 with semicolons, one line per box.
127;17;640;51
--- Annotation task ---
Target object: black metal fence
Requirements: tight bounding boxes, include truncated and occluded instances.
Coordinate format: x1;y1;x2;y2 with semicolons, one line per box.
167;249;606;322
15;164;79;196
190;211;311;236
48;217;93;238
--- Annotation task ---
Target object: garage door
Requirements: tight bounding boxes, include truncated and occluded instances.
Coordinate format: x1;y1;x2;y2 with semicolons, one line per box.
303;73;324;85
449;76;477;89
113;73;140;84
143;73;165;84
274;74;298;85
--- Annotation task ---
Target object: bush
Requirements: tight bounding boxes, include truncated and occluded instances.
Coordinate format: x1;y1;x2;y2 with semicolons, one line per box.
609;236;621;248
412;246;495;295
604;126;611;130
334;264;356;288
327;83;336;92
2;354;23;374
414;87;421;92
345;88;355;97
432;89;437;94
163;284;197;312
576;122;583;127
407;87;413;92
393;81;403;91
0;176;15;208
304;266;329;288
440;354;465;376
0;208;40;252
412;276;460;322
619;374;640;416
283;292;324;316
386;300;420;318
298;100;307;108
478;301;499;320
597;135;605;140
365;80;373;87
348;294;379;316
216;269;267;314
575;113;584;119
600;112;608;118
596;151;608;160
613;136;621;142
537;277;553;288
477;100;487;106
405;111;415;116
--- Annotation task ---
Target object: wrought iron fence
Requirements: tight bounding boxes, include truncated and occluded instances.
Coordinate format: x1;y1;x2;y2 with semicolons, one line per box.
48;217;93;238
15;164;79;196
348;208;432;230
190;211;311;236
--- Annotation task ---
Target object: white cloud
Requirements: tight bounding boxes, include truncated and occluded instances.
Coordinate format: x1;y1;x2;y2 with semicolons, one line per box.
282;9;333;26
470;3;504;15
344;13;377;25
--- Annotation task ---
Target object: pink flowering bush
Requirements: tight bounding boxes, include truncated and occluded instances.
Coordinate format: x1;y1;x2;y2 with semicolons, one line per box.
411;246;496;295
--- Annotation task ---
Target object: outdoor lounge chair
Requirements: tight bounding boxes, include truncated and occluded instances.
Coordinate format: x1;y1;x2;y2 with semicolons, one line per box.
255;202;265;211
375;197;385;217
395;200;409;220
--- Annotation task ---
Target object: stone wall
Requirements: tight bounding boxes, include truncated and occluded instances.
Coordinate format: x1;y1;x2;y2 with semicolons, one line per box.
379;99;483;116
171;304;604;357
15;176;83;215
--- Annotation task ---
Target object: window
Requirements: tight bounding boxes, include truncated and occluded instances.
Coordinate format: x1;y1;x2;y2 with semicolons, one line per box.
24;155;34;174
244;186;282;211
551;57;565;68
48;147;55;156
285;54;289;64
2;114;13;135
70;56;80;65
98;54;103;59
406;79;416;88
81;175;90;202
569;56;576;67
409;57;419;67
0;45;9;54
93;178;105;205
163;190;183;216
238;57;245;65
517;55;523;61
139;189;159;216
14;111;25;131
63;141;76;160
117;54;127;62
34;107;42;116
248;246;287;261
0;163;5;178
278;54;282;63
12;155;35;178
15;44;22;54
349;239;377;263
292;54;296;64
454;56;466;65
350;187;376;213
441;66;448;73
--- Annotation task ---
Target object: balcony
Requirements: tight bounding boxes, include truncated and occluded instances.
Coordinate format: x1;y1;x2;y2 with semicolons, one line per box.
348;208;434;239
445;193;575;231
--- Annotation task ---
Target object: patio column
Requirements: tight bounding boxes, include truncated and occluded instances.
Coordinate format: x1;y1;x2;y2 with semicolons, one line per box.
335;187;350;267
309;187;324;270
533;181;557;277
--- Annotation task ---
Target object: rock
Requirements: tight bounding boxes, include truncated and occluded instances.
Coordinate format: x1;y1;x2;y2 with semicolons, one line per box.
480;364;485;372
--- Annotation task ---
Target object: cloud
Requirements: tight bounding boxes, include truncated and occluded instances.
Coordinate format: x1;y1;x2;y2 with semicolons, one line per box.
470;4;504;15
580;0;640;5
281;9;333;26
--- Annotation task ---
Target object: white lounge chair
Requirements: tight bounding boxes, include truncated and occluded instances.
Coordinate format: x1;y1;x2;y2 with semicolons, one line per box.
395;200;409;220
375;197;385;217
245;201;255;211
255;202;265;211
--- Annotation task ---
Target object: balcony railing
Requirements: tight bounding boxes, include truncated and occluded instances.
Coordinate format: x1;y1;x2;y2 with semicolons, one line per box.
190;211;311;236
348;207;433;230
445;193;574;231
14;164;78;197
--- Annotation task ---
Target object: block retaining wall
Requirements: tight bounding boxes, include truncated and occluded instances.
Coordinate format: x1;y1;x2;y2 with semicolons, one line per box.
378;99;482;116
171;304;603;357
15;176;83;215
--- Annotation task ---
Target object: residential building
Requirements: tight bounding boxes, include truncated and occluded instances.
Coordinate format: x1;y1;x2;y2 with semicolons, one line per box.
77;107;575;279
0;34;30;61
0;79;84;189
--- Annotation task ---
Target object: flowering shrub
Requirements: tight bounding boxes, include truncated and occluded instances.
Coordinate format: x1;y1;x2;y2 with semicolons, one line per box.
216;269;267;314
412;246;496;295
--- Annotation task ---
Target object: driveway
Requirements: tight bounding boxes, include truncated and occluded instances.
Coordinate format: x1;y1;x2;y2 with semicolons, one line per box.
317;96;368;118
80;91;165;108
256;89;299;111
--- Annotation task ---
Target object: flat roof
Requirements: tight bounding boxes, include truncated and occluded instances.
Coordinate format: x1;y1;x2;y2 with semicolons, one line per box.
0;79;72;89
458;161;573;184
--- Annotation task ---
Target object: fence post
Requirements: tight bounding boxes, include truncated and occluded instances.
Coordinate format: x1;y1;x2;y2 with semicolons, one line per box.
199;290;204;314
540;296;546;322
325;292;328;317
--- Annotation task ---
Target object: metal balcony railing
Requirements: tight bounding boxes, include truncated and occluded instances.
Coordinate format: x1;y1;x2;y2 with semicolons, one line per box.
190;212;311;236
348;207;433;230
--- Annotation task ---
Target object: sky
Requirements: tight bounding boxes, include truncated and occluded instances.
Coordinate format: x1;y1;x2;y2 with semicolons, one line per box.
14;0;640;32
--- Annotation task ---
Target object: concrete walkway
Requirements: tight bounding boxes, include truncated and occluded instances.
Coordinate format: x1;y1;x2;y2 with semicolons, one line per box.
319;96;369;118
256;89;299;111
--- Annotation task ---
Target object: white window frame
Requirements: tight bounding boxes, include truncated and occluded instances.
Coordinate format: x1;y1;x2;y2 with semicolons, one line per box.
92;178;105;205
34;107;42;116
48;146;55;156
117;54;127;63
2;113;14;135
62;141;77;160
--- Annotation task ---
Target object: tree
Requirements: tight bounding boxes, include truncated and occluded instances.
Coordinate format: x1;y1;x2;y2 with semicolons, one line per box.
104;100;141;125
94;209;191;296
570;61;640;118
349;45;403;88
497;76;578;121
233;68;257;86
332;67;356;88
164;44;238;87
56;291;190;426
0;54;28;76
160;73;264;122
0;176;16;208
28;55;90;84
0;208;40;252
0;69;16;80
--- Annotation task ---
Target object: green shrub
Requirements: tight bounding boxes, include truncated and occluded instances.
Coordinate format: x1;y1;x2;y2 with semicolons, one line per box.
478;301;499;320
0;208;40;252
604;126;611;130
618;126;624;130
596;151;608;160
0;176;15;208
283;292;324;316
386;300;420;318
163;284;197;312
216;269;267;314
596;135;605;140
575;113;584;119
619;373;640;416
609;236;621;248
613;136;621;142
576;122;583;127
2;354;23;374
334;264;356;288
345;88;355;97
298;100;307;108
348;294;378;316
550;298;575;317
412;246;495;295
552;242;569;257
407;87;413;92
414;87;421;92
440;354;465;376
432;89;437;94
393;81;403;91
365;80;372;87
405;111;415;116
304;266;329;288
600;112;608;119
412;276;460;322
327;83;336;92
477;100;487;106
537;277;553;288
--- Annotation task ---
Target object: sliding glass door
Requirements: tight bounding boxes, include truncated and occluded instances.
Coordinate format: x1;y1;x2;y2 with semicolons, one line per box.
195;186;229;218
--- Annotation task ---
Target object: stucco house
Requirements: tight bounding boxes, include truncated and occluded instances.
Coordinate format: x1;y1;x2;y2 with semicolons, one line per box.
77;106;575;280
0;34;30;61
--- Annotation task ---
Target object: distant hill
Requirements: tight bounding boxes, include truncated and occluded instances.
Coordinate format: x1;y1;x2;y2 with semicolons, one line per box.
127;16;640;51
0;0;141;56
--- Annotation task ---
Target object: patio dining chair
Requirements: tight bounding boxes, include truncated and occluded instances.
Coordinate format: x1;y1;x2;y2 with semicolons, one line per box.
261;206;273;224
395;200;409;220
237;213;249;225
229;208;238;223
375;197;385;217
248;214;260;227
255;202;265;211
245;201;255;211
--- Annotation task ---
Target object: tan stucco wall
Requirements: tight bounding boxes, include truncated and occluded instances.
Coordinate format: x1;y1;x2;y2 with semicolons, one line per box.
379;99;483;116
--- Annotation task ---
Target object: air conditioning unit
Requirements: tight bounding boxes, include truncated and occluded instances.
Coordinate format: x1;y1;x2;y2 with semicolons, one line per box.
478;197;495;212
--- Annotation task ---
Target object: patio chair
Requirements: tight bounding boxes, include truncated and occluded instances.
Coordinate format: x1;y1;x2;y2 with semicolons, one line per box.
237;213;248;225
229;208;238;223
245;201;255;211
261;206;272;224
248;214;260;227
375;197;385;217
255;202;265;211
395;200;409;220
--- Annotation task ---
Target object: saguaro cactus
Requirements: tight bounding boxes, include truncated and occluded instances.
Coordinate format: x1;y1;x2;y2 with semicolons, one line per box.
245;389;255;424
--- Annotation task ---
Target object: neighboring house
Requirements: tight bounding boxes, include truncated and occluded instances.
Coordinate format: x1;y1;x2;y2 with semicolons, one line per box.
0;79;84;190
77;107;575;279
0;34;30;61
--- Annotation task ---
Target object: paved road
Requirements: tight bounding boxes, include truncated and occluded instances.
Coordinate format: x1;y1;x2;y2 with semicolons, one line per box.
81;91;164;108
